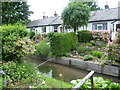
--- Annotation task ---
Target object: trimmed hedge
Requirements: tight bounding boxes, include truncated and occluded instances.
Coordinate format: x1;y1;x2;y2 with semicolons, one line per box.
67;32;78;50
77;30;93;42
48;32;78;57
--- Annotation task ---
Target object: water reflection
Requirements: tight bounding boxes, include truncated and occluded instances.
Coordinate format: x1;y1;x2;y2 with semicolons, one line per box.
24;57;119;83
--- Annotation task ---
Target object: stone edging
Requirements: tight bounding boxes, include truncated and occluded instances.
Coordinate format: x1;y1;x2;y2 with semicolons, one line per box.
49;57;120;77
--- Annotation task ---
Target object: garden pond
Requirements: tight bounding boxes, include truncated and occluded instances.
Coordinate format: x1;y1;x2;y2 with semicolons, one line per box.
23;57;119;83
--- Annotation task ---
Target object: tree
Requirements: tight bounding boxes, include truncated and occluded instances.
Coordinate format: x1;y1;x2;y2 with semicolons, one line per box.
61;2;90;33
2;2;33;25
83;2;100;11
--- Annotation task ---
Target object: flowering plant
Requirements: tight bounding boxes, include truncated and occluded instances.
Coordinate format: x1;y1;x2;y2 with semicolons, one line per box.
92;30;111;43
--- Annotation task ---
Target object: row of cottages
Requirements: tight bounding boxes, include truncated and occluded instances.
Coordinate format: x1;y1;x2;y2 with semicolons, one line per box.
26;6;120;40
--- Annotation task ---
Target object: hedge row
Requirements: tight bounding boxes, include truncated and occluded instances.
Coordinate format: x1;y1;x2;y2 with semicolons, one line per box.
77;30;93;42
48;32;78;57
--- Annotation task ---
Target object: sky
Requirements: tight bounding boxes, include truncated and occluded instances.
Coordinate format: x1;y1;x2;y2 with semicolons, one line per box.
27;0;120;21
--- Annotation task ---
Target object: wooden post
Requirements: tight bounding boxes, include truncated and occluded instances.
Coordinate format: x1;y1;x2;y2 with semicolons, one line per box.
90;75;94;89
73;71;94;89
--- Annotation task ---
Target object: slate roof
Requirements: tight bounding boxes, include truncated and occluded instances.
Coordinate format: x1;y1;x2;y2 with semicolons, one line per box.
27;16;61;28
27;7;120;28
90;7;120;22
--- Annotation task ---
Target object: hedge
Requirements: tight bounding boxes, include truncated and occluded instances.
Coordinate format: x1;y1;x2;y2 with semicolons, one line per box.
77;30;93;42
48;32;78;57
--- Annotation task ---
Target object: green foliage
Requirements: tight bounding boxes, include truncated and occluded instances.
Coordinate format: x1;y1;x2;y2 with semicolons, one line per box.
76;46;91;56
29;31;35;39
92;50;104;58
1;24;35;61
76;46;89;56
107;44;120;62
77;30;93;42
83;2;101;11
61;2;90;33
2;2;33;25
1;61;72;88
83;55;94;61
48;33;72;57
67;32;78;50
71;77;120;88
35;40;51;58
86;43;93;47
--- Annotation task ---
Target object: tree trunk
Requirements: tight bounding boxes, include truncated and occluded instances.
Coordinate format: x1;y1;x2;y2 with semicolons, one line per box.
74;27;76;33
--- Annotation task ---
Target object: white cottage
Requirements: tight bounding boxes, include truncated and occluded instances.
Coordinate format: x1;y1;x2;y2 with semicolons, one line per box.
26;7;120;40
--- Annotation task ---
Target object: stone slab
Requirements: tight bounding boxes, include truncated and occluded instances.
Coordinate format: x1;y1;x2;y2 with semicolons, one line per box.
87;62;102;73
102;65;119;77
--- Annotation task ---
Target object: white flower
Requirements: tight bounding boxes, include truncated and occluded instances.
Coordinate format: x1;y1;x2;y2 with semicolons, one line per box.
70;80;77;84
23;66;25;68
59;74;62;77
42;80;45;84
29;86;32;88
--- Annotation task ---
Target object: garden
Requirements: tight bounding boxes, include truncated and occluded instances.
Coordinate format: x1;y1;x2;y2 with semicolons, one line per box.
1;23;120;89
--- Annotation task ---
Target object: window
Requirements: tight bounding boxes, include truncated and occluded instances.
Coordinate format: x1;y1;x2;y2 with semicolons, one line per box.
103;23;107;30
92;23;107;30
42;26;46;33
54;25;58;32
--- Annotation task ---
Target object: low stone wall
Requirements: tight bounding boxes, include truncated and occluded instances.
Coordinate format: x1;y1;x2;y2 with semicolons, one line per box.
50;57;120;77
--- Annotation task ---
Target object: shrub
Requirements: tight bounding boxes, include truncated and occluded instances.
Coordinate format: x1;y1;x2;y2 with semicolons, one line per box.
1;24;35;61
107;44;120;62
76;46;91;56
35;40;51;59
92;30;110;43
92;50;104;58
83;55;94;61
29;31;35;39
1;61;72;88
67;32;78;50
48;33;71;57
77;30;93;42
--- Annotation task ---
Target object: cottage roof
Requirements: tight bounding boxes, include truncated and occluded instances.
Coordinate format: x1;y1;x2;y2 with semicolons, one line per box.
27;16;61;28
27;7;120;28
90;7;120;22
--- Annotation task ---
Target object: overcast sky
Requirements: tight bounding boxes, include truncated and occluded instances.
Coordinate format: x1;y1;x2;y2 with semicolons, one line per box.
27;0;120;21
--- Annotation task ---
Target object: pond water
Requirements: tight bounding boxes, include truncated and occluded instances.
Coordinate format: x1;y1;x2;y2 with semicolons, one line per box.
24;57;119;83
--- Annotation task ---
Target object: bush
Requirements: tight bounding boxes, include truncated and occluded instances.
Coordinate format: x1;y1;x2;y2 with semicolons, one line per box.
29;31;35;39
77;30;93;42
76;46;91;56
35;40;51;59
92;30;110;43
67;32;78;50
92;50;104;58
1;61;72;88
1;61;37;88
107;44;120;62
83;55;94;61
48;33;71;57
1;24;35;61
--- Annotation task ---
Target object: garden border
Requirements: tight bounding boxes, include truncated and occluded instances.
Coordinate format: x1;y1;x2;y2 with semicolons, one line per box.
50;57;120;77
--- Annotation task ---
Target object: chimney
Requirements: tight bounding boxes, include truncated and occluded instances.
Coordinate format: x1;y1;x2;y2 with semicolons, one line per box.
54;11;58;17
43;12;46;19
105;5;109;9
105;0;109;9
